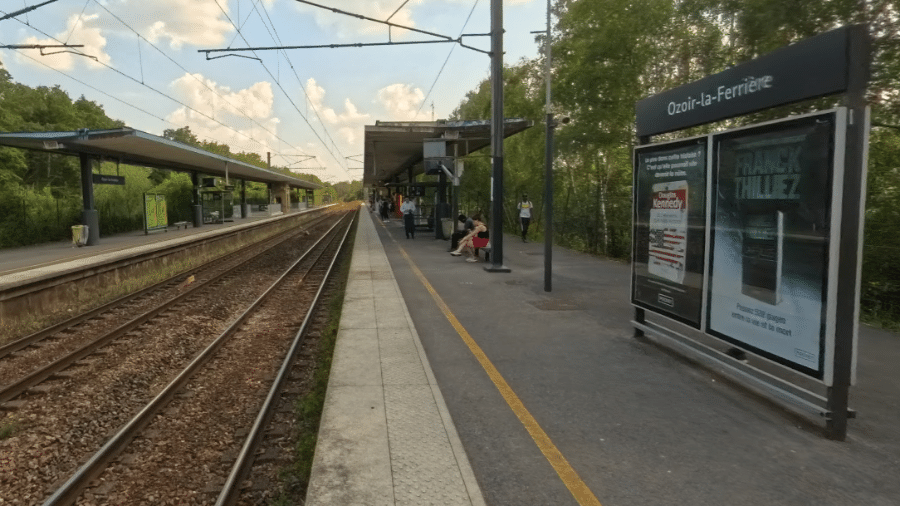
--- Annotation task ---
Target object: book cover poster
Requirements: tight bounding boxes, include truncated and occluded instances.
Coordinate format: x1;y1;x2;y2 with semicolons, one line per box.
707;113;836;376
632;140;707;328
648;181;689;284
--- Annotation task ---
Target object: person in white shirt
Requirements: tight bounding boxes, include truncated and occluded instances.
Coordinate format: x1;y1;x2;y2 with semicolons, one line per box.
517;194;533;242
400;197;417;239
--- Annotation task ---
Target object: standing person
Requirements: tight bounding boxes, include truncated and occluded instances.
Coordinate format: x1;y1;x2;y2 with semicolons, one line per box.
379;198;389;222
400;196;417;239
517;194;533;242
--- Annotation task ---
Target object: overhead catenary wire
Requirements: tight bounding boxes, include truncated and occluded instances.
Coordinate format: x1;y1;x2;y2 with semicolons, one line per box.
416;0;481;117
2;43;293;167
1;8;311;166
90;0;313;161
210;0;354;179
1;3;317;172
252;0;348;169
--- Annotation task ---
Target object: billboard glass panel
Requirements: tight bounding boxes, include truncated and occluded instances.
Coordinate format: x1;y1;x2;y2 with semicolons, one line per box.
707;111;838;377
632;139;708;327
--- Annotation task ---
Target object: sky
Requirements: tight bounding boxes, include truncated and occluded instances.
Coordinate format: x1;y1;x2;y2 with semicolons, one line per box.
0;0;545;183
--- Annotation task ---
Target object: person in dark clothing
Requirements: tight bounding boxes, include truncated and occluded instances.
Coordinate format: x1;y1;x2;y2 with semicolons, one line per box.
449;213;473;251
379;198;389;222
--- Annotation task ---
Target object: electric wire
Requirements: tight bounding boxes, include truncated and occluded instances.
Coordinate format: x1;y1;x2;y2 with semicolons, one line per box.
212;0;353;179
2;13;290;160
252;0;349;172
1;4;317;173
416;0;481;117
91;0;313;160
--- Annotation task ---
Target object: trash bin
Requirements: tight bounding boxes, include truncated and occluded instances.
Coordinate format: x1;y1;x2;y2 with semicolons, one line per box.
72;225;88;247
441;218;453;238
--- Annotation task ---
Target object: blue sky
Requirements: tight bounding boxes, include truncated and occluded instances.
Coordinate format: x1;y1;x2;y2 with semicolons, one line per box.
0;0;544;182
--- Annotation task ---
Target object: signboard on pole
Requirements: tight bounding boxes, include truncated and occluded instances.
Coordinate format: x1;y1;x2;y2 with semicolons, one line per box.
632;138;708;328
707;110;845;380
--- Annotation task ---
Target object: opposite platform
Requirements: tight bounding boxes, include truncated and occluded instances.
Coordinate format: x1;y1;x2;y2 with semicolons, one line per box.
305;208;484;505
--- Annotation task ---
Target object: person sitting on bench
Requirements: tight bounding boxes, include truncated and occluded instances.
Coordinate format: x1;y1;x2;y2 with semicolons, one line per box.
449;213;486;262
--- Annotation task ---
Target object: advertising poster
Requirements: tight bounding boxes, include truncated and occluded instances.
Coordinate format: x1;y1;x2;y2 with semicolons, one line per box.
632;139;707;328
707;112;837;377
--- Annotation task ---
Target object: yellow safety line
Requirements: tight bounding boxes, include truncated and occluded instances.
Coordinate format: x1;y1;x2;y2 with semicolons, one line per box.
396;245;603;506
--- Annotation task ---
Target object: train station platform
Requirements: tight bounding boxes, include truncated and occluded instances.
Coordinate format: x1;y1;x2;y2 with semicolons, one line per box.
308;204;900;506
0;211;295;284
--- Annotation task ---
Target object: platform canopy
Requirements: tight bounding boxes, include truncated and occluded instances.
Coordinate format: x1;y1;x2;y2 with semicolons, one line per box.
362;119;532;186
0;127;320;189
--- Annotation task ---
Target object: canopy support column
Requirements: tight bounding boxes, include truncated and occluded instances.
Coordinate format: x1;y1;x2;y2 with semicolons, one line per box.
79;153;100;246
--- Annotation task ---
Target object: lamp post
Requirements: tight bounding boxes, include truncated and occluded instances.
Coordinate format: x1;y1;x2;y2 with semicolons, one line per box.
485;0;510;272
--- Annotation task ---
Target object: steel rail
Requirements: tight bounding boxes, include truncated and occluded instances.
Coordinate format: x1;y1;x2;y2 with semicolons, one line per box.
0;210;328;359
41;212;351;506
216;210;356;506
0;219;328;405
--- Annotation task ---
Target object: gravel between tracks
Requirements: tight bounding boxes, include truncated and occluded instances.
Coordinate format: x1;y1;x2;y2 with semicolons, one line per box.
0;210;348;505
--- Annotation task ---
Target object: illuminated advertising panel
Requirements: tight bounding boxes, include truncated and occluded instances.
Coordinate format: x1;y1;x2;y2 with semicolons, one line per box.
706;111;843;378
632;139;707;328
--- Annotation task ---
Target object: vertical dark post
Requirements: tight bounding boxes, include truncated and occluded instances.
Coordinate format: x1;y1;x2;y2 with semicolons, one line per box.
827;25;870;441
241;180;247;218
436;170;447;239
634;134;652;337
544;114;554;291
191;171;202;227
79;153;100;245
486;0;510;272
543;0;553;291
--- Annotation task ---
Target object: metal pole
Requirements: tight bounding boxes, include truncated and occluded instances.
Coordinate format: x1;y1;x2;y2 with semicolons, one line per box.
634;134;651;337
543;0;553;291
827;24;870;441
79;153;100;245
486;0;510;272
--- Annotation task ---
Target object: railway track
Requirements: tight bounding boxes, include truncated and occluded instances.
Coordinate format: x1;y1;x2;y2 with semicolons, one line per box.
0;205;357;505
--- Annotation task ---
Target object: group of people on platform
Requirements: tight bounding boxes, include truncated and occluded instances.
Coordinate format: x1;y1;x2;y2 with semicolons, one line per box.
372;193;534;263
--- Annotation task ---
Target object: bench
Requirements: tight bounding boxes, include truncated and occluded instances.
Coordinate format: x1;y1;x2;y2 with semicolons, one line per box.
472;236;490;262
172;221;190;230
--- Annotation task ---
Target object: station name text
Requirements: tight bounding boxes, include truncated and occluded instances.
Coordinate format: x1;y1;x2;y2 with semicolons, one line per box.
667;75;774;117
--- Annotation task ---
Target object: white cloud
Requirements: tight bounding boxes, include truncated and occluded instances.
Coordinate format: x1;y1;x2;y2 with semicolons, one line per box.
165;73;279;156
376;83;431;121
16;13;111;71
305;78;371;142
111;0;234;50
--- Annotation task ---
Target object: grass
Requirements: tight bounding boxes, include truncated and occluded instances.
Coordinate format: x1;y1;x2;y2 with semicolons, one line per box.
269;215;355;505
0;416;21;439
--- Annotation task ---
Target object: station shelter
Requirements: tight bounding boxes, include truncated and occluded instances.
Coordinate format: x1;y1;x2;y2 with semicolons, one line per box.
0;128;320;245
363;119;532;239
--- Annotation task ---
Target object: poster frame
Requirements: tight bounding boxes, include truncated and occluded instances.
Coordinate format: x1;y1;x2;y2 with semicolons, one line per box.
703;108;847;384
631;135;709;330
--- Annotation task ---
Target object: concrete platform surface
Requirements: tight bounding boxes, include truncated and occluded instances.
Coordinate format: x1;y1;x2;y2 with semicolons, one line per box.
306;207;485;506
361;205;899;506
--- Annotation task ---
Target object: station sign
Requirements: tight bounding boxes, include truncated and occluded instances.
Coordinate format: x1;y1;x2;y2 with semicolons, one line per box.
92;174;126;185
635;26;855;137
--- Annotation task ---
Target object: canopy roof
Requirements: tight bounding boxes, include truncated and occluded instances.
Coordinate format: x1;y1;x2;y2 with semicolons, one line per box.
362;119;532;186
0;128;320;189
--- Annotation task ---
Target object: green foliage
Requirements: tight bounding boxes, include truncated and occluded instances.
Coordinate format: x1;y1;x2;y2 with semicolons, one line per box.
150;172;195;223
94;164;154;235
444;1;900;328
